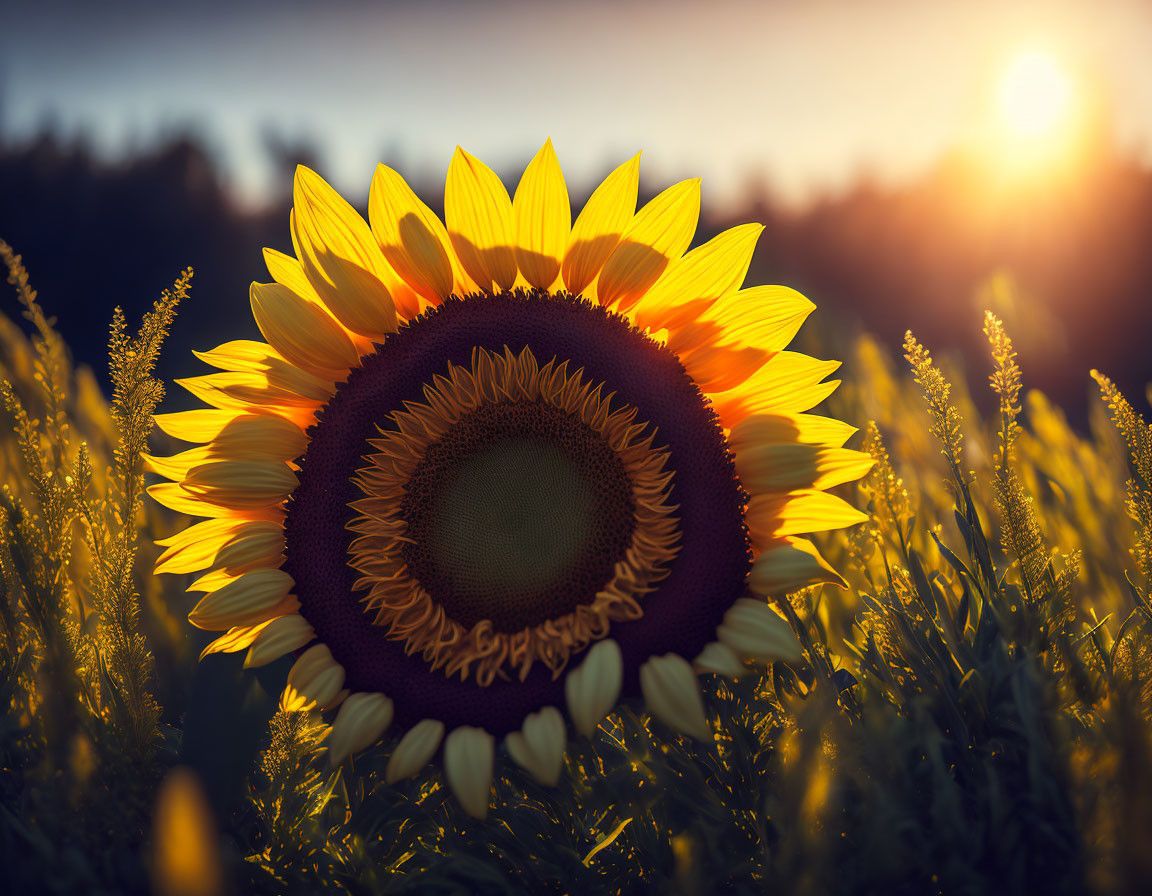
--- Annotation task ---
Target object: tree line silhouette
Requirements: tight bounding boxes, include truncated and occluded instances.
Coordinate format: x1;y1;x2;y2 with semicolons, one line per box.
2;128;1149;425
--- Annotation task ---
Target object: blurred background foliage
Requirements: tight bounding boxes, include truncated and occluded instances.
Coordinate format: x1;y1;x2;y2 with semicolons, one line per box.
1;236;1150;894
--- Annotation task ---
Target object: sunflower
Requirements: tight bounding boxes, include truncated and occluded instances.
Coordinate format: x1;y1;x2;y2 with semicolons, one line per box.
149;141;872;818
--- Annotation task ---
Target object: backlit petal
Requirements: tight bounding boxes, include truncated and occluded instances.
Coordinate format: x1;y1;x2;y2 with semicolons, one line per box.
747;489;870;544
729;413;858;454
281;643;345;711
155;518;282;576
198;618;277;661
736;445;875;493
445;148;516;292
513;139;570;289
369;164;460;303
206;414;309;462
181;460;297;511
147;482;278;521
188;568;295;630
562;153;640;296
710;352;841;425
153;409;246;444
244;613;316;668
264;248;374;354
595;178;700;312
748;537;848;595
250;281;360;378
666;285;814;356
291;166;398;338
631;223;762;329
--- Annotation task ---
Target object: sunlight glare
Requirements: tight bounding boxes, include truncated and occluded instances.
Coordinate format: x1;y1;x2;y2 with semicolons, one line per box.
998;50;1072;138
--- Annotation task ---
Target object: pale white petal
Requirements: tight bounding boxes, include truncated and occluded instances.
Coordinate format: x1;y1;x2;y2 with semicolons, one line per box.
443;726;494;820
385;719;444;784
280;644;345;712
693;641;748;678
564;639;623;737
639;653;712;742
329;692;395;767
716;597;804;663
504;706;566;786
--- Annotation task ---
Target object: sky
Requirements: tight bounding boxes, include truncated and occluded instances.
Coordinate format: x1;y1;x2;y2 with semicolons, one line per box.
3;0;1152;209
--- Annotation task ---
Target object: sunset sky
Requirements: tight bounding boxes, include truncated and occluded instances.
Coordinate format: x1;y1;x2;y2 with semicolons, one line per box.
4;0;1151;209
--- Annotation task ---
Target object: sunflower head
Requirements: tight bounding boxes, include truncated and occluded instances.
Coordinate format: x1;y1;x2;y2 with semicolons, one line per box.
150;141;872;818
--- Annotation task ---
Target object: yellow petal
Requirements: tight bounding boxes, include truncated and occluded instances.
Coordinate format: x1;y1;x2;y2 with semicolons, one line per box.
747;489;870;543
198;618;279;661
692;641;747;678
144;447;213;481
443;726;494;819
280;643;345;711
182;460;297;511
192;340;287;373
564;638;622;737
185;342;335;399
250;281;360;378
710;352;841;425
748;537;847;595
244;613;315;668
154;409;246;444
291;166;398;338
177;373;325;424
445;147;516;292
504;706;566;786
188;568;295;630
736;445;875;494
716;597;804;663
369;164;462;304
329;692;395;766
681;344;777;394
148;482;276;521
631;223;762;329
155;519;282;576
187;568;240;593
385;719;445;784
264;249;375;354
180;352;334;400
208;414;309;462
562;153;640;296
667;286;813;358
263;247;318;301
639;653;712;742
729;413;858;454
595;178;700;312
150;416;307;472
512;139;570;290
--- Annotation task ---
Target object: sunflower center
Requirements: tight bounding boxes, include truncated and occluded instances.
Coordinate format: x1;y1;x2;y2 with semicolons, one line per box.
284;289;750;734
399;402;636;631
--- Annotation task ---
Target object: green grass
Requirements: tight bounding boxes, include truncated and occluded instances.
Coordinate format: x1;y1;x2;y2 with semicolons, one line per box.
1;243;1149;895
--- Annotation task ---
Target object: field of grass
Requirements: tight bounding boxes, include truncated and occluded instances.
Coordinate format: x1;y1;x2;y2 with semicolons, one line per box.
1;241;1150;895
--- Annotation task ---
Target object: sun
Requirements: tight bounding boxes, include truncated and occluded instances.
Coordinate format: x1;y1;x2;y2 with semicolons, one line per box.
997;50;1072;139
